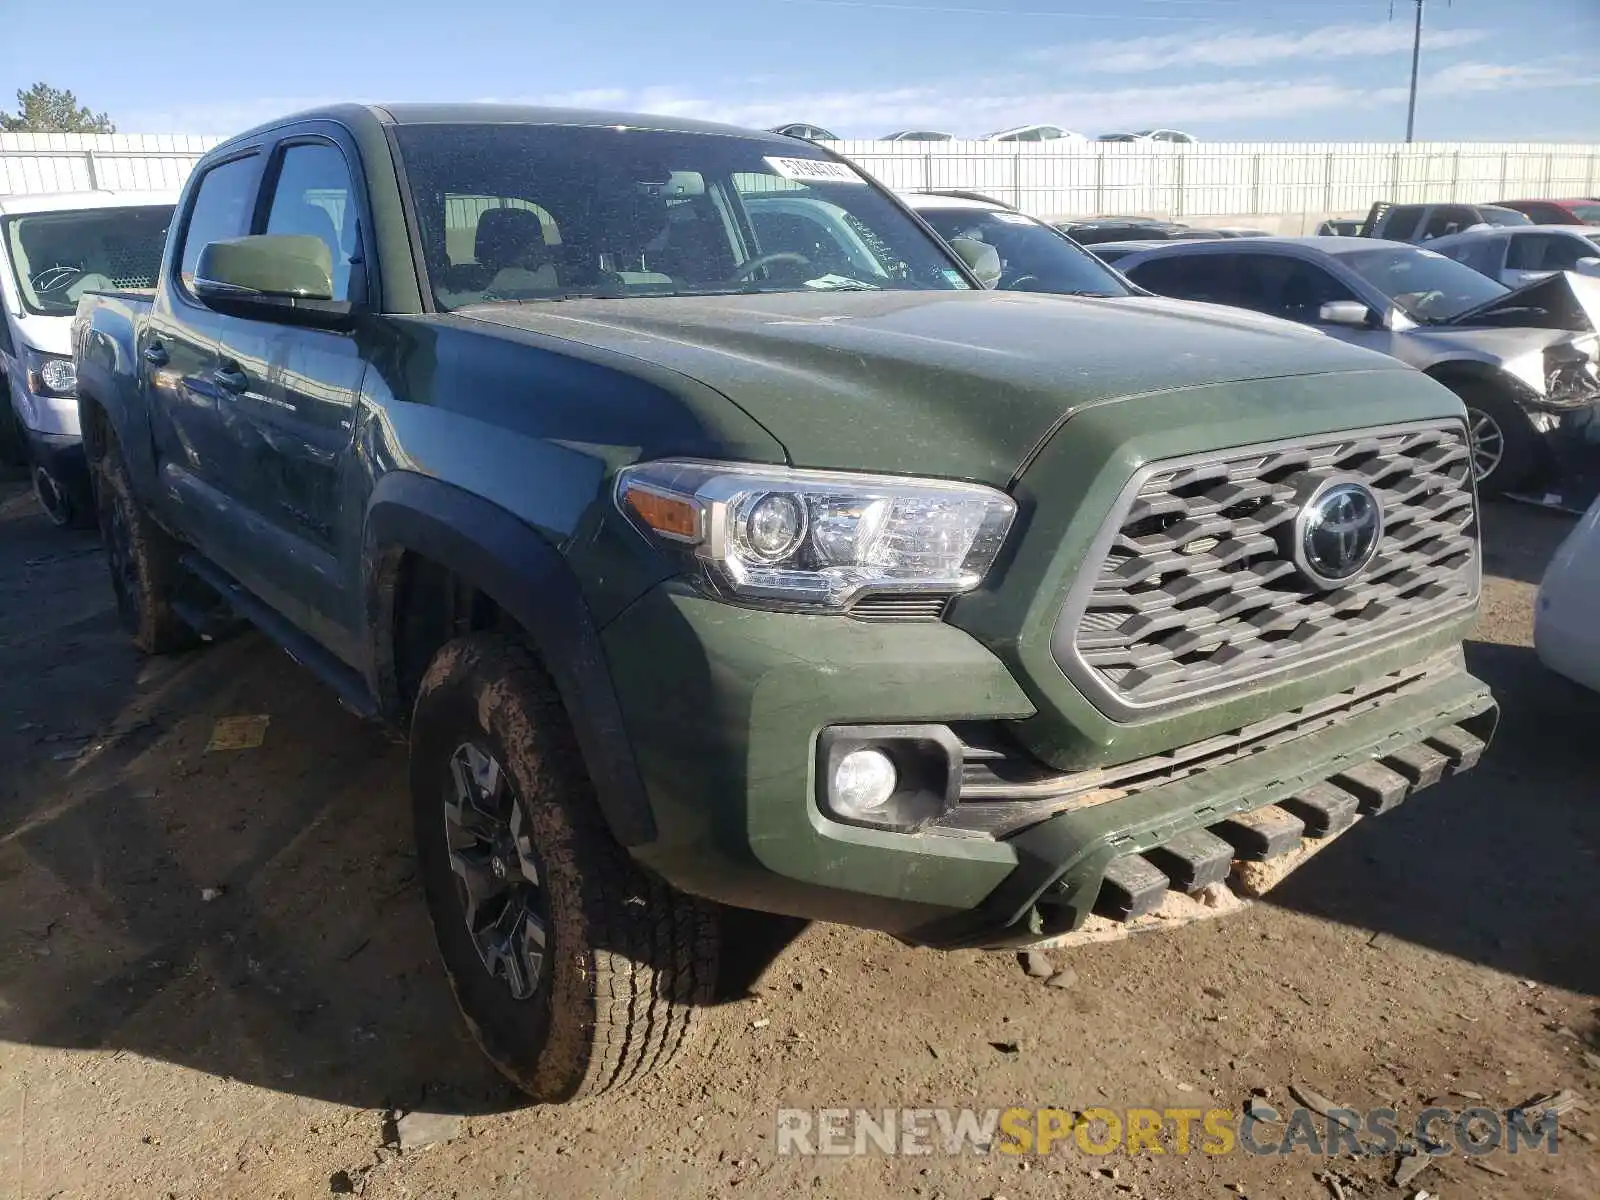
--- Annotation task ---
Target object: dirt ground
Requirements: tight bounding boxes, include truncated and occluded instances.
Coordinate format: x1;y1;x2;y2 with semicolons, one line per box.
0;470;1596;1200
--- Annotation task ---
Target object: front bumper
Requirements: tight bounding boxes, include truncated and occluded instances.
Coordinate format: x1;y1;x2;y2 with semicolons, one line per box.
602;582;1495;945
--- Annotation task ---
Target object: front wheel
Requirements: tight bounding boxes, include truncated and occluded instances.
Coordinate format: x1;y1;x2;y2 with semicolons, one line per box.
409;633;718;1101
1453;385;1540;496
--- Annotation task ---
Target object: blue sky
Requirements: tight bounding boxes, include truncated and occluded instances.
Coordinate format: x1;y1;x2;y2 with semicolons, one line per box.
3;0;1597;142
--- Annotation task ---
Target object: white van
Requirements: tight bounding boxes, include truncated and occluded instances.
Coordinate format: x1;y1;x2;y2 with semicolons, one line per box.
0;190;177;524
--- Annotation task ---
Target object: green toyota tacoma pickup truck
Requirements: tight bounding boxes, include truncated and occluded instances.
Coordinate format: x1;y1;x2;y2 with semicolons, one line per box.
73;104;1496;1102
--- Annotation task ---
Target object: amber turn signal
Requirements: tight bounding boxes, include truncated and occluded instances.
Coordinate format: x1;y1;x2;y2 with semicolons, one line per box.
622;483;702;542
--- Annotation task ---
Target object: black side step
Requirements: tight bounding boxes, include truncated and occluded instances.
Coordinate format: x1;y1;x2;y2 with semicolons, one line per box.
180;553;379;720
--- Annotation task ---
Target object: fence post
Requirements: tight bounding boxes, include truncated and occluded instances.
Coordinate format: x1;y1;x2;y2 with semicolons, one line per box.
1322;150;1334;215
1390;148;1402;200
1012;148;1022;210
1094;149;1104;215
1250;152;1261;216
84;150;101;190
923;150;933;192
1589;150;1598;201
1173;149;1186;221
1450;150;1461;202
1499;151;1509;196
1544;152;1555;194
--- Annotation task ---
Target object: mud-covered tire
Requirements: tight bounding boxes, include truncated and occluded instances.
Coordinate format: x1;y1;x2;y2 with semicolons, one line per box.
409;633;718;1102
1453;383;1540;496
92;441;199;654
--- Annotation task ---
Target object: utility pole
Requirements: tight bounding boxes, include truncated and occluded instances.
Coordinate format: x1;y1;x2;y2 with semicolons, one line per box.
1405;0;1424;143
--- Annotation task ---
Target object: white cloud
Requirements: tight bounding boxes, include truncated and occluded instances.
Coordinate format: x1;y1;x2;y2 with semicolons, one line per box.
521;67;1584;140
1042;22;1487;73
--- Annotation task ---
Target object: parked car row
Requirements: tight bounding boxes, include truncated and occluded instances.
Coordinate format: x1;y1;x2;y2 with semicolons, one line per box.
768;124;1197;144
53;104;1502;1106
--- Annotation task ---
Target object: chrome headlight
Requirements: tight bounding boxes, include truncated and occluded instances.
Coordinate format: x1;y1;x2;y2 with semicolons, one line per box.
24;348;76;397
616;460;1016;610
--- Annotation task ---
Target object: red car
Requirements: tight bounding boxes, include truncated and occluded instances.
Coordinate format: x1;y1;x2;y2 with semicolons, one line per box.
1496;198;1600;225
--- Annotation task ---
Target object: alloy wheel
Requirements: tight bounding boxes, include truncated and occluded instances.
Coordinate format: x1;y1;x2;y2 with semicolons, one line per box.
1465;407;1504;483
444;742;549;1001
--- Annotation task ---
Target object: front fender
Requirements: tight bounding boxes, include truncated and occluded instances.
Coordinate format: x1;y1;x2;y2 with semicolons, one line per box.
363;470;656;847
74;307;158;493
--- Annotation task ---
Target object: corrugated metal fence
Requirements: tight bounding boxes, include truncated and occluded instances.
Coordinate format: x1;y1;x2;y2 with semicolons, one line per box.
4;132;1598;222
0;132;220;196
824;139;1600;220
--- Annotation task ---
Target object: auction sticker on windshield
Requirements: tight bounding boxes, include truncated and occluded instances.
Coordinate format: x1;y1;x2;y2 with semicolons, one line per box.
764;157;865;185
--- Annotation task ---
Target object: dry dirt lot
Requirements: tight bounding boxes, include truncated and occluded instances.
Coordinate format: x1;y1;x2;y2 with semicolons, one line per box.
0;473;1596;1200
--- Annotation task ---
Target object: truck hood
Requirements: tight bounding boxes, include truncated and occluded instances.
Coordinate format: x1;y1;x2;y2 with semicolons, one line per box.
458;289;1404;485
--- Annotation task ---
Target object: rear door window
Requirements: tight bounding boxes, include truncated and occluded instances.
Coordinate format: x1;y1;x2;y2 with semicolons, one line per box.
1421;207;1474;239
1380;207;1422;241
1232;255;1358;322
1126;253;1241;305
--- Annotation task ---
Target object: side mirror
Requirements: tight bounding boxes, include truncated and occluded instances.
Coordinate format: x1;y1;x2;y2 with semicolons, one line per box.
1318;299;1375;328
194;235;353;329
1576;256;1600;278
948;236;1002;289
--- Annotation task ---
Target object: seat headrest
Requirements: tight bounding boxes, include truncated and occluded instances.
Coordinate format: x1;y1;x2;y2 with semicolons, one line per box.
278;201;342;255
475;208;547;270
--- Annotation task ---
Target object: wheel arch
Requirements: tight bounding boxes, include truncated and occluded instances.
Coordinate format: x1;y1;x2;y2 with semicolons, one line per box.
1422;357;1530;405
364;471;657;847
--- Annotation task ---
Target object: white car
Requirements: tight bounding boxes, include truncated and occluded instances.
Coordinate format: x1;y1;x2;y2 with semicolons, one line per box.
1535;493;1600;693
1427;225;1600;289
881;130;953;142
982;124;1086;144
1;189;178;525
1097;129;1198;144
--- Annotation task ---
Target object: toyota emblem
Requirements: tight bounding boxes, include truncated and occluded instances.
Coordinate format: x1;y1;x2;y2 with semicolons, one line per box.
1293;479;1383;589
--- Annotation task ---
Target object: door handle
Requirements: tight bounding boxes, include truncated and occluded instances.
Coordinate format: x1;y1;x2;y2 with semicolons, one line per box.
212;365;249;394
142;343;169;366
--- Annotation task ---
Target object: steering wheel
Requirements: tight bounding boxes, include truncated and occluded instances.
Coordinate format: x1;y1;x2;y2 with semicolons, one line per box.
1397;288;1446;316
733;252;812;281
1004;275;1043;291
31;265;85;293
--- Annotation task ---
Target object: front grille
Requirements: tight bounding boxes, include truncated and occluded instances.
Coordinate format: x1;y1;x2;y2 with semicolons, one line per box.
1056;421;1479;716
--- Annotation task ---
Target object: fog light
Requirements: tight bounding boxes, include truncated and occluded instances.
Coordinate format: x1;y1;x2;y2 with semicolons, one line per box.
832;748;897;815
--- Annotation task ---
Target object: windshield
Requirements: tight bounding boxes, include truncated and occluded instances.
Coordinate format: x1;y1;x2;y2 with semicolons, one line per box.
1571;204;1600;224
392;124;973;309
2;205;173;316
1338;245;1509;322
1479;207;1532;228
915;207;1130;295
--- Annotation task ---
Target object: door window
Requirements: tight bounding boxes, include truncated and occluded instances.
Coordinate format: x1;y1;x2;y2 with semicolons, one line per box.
1421;207;1474;239
1381;207;1422;241
1506;233;1589;273
176;155;260;292
263;143;360;301
1232;255;1358;322
1126;253;1241;305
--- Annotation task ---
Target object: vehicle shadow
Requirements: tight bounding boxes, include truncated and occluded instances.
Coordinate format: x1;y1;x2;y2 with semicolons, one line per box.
1263;637;1600;997
0;482;804;1115
1477;497;1577;586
